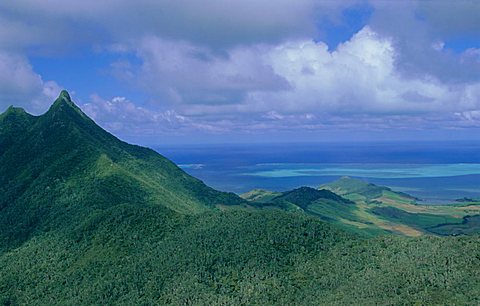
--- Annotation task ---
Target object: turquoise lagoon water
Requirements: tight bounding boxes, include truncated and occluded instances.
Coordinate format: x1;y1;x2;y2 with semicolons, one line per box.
245;163;480;179
157;142;480;203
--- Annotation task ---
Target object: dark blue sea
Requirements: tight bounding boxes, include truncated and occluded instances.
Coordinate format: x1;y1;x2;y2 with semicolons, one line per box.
155;141;480;204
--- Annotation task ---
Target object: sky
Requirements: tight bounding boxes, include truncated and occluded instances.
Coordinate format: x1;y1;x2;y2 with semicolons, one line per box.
0;0;480;145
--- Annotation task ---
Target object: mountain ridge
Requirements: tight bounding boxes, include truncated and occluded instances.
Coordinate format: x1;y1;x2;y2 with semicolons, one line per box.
0;91;244;250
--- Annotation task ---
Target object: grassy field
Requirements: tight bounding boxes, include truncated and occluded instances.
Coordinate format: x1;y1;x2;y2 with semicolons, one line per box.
243;177;480;236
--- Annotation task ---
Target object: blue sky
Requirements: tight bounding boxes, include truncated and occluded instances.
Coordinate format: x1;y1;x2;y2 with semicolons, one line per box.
0;0;480;145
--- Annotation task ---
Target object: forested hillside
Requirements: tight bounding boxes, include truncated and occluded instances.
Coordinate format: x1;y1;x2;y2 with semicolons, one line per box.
0;91;243;251
1;93;479;305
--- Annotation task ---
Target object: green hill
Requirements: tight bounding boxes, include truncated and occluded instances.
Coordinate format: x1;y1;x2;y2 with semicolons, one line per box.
240;189;281;203
242;178;480;237
0;91;243;251
242;186;388;235
1;92;480;305
320;176;418;202
274;187;354;208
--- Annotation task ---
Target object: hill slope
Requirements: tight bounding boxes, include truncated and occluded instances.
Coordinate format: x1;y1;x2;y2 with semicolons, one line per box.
0;91;243;251
1;205;479;305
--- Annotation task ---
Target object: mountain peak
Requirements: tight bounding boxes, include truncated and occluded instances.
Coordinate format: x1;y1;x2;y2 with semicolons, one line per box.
47;90;88;120
4;105;26;115
59;90;72;102
0;105;29;122
52;90;74;107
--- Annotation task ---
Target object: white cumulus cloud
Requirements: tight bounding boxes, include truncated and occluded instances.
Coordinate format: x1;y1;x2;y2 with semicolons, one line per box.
0;52;61;113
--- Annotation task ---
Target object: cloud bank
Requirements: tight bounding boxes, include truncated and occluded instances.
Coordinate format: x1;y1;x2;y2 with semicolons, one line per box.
0;52;60;113
0;0;479;142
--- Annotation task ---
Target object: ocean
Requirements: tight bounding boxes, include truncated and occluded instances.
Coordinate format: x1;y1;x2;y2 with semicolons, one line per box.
155;141;480;204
